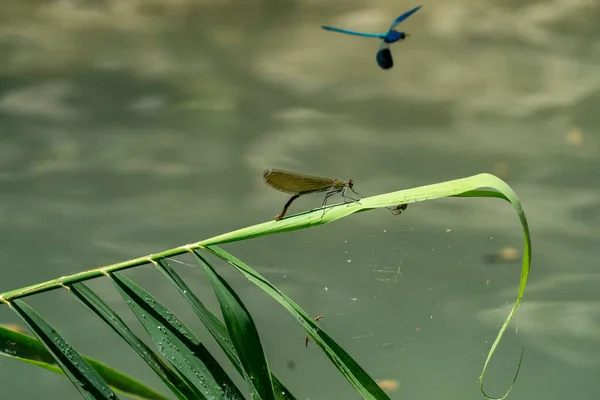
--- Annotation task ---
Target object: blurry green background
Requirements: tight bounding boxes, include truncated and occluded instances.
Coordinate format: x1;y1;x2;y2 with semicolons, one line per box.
0;0;598;399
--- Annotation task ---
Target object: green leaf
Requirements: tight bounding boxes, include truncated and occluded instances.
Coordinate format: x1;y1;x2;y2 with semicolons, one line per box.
8;300;118;400
69;283;194;400
0;324;172;400
155;259;297;400
110;272;244;400
193;251;276;400
204;246;389;400
193;173;531;400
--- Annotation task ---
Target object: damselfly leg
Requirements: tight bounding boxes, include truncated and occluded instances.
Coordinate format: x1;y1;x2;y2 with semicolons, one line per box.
274;193;303;221
319;188;344;217
320;188;343;208
342;186;363;202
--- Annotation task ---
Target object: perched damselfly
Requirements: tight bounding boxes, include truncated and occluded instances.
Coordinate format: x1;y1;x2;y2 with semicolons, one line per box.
263;169;361;221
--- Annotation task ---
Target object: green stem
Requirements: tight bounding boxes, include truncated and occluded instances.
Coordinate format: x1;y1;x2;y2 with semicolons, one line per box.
0;244;202;302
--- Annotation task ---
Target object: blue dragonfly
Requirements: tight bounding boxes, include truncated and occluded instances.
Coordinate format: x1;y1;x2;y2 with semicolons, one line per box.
322;5;422;69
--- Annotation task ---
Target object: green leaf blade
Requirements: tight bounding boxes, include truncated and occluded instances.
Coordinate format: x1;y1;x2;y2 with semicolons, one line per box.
8;299;119;400
156;259;298;400
69;282;193;400
204;246;389;400
110;272;243;400
193;251;276;400
0;324;172;400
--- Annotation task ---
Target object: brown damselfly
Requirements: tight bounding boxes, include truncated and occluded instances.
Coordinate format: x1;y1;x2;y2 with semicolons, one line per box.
263;169;362;221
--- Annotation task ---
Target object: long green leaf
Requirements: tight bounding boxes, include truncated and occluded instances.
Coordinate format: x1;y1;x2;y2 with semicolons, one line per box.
155;259;297;400
69;283;194;400
110;272;244;400
193;251;275;400
0;324;171;400
8;300;119;400
204;246;389;400
193;174;531;400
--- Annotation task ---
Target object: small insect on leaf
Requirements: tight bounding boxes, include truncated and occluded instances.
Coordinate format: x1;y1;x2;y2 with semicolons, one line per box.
388;203;408;215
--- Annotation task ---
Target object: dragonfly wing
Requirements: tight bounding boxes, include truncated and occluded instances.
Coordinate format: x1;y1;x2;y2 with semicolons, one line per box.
263;169;333;194
376;40;393;69
321;25;386;39
389;5;422;31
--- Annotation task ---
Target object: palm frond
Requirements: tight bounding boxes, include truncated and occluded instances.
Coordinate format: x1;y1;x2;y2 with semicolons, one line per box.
0;173;532;400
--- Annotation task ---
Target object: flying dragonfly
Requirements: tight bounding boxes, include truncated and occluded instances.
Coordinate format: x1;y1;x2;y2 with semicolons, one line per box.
321;5;422;69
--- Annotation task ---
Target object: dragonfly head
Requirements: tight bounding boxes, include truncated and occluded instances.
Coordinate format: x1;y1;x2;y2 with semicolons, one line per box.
347;179;354;188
